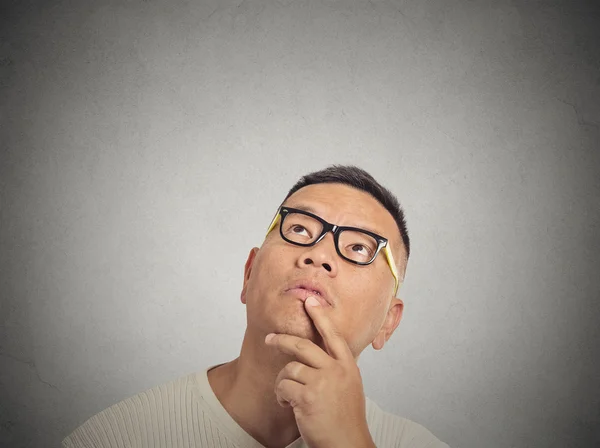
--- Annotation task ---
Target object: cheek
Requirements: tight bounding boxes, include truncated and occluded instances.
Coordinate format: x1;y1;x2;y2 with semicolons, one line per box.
247;246;290;296
340;267;389;329
259;245;291;274
345;263;389;298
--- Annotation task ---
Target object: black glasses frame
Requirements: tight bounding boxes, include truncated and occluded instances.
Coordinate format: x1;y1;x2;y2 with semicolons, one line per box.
277;206;389;266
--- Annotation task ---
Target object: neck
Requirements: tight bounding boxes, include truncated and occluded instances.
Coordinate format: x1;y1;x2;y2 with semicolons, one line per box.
207;328;301;448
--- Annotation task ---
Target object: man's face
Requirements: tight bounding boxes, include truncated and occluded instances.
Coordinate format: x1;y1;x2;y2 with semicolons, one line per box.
241;183;406;357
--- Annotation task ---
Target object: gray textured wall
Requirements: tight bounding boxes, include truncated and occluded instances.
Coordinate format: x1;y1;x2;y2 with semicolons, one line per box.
1;1;599;447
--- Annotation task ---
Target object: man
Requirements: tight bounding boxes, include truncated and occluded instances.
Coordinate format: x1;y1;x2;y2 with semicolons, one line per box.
63;165;449;448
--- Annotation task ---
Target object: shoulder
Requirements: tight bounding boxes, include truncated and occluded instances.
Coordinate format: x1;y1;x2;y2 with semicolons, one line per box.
365;397;450;448
62;373;195;448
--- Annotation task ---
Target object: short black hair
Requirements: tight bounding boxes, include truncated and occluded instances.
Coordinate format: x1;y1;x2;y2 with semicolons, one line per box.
282;165;410;263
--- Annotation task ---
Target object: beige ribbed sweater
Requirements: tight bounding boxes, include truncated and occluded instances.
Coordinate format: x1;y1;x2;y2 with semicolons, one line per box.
62;365;448;448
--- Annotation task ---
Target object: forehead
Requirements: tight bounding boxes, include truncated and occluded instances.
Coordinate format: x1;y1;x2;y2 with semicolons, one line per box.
284;183;399;245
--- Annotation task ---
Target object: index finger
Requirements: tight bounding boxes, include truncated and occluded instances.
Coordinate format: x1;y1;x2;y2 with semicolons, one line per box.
305;296;353;361
265;333;331;368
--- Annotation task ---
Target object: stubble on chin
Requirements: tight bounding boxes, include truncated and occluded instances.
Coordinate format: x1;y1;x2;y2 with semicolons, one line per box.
271;301;316;336
248;287;320;342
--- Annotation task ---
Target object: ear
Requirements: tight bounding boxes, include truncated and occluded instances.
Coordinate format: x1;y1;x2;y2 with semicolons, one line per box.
240;247;259;304
371;297;404;350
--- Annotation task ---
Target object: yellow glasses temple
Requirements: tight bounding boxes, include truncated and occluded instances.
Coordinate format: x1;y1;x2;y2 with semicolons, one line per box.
382;245;401;295
266;213;281;236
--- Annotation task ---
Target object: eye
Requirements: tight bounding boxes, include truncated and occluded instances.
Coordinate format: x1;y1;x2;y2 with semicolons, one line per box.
291;224;309;236
350;244;372;256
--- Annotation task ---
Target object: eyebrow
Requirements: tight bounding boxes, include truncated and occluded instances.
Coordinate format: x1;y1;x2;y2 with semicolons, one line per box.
284;203;386;237
287;204;318;214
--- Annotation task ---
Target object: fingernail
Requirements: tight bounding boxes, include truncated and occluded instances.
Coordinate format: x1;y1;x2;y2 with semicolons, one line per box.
265;333;275;343
306;296;320;307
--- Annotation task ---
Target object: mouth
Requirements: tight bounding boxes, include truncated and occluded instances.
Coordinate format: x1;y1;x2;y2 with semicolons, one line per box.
297;286;322;296
284;283;331;307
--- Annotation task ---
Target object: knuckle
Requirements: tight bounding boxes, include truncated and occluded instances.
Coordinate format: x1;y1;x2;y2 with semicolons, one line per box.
314;377;326;394
331;363;344;376
287;361;303;376
301;389;315;406
275;380;286;395
294;339;310;351
330;327;343;339
334;365;350;383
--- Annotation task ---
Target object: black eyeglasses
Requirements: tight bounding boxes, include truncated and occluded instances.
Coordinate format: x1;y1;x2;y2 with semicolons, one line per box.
265;206;400;293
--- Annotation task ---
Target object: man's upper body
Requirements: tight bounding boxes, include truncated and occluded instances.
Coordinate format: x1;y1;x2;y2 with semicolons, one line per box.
62;364;448;448
63;165;449;448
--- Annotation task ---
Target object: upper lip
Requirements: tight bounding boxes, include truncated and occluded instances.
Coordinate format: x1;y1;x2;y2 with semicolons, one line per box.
285;279;332;306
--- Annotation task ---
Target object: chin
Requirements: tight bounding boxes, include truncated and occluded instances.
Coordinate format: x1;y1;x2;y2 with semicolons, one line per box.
281;323;319;341
267;305;320;340
273;314;315;336
247;294;322;342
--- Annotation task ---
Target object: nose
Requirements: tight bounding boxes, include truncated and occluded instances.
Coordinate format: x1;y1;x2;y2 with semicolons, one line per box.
299;232;338;275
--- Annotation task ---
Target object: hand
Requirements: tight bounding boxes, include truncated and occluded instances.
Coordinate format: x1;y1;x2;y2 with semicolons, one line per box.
265;296;376;448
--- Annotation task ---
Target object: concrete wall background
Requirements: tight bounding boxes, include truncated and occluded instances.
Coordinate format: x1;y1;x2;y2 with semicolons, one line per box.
1;0;599;447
